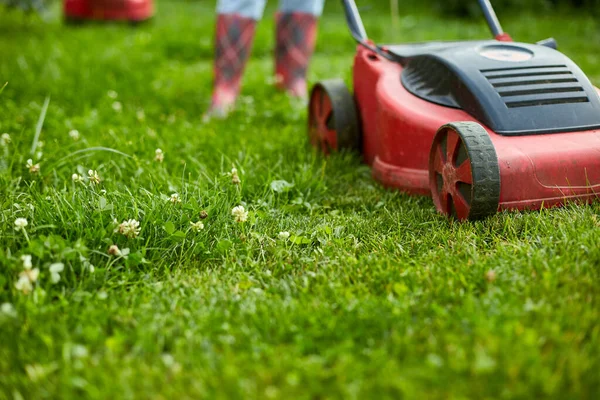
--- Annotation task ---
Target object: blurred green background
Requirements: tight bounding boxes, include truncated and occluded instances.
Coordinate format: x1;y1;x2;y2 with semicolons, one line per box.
2;0;599;16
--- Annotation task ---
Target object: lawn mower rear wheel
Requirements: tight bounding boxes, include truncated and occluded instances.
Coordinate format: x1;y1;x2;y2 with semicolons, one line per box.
308;79;361;154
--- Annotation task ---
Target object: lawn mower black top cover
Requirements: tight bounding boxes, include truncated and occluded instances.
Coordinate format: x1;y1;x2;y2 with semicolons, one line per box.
391;41;600;136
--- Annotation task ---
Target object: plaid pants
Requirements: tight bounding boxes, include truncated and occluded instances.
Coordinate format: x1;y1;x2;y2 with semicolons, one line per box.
216;0;325;20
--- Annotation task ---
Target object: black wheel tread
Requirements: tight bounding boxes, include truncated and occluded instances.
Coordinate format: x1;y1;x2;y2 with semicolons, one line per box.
309;79;361;152
437;122;501;220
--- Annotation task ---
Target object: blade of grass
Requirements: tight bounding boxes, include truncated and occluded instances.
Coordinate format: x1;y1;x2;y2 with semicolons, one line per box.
31;96;50;156
53;147;133;167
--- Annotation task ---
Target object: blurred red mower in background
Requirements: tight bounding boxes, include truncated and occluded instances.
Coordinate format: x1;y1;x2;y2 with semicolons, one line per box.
309;0;600;221
64;0;153;23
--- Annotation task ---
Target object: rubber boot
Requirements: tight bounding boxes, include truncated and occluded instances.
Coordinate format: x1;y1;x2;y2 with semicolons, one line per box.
274;12;318;99
206;14;257;119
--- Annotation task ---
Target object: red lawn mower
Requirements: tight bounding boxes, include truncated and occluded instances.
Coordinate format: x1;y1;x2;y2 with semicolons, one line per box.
308;0;600;220
64;0;153;23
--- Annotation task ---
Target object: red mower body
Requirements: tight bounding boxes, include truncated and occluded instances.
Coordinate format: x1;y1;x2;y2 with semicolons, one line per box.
309;34;600;220
64;0;154;22
354;45;600;212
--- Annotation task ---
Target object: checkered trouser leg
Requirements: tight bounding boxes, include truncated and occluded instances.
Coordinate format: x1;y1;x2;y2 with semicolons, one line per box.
274;12;318;97
212;14;257;107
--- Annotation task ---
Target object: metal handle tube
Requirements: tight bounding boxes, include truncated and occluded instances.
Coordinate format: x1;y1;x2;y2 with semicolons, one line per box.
339;0;395;61
478;0;504;37
342;0;368;43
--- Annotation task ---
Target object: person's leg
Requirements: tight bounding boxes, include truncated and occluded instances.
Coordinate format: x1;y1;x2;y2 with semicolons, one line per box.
216;0;266;20
207;0;267;118
274;0;325;98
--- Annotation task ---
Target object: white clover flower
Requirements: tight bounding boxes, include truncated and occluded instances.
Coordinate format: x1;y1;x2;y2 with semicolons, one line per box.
72;173;84;183
107;90;118;99
278;231;290;240
72;344;89;359
169;193;182;204
36;141;44;149
49;263;64;284
231;167;241;185
21;254;33;269
231;205;248;223
15;275;33;294
14;218;28;231
112;101;123;112
88;170;101;185
68;130;80;141
161;353;182;374
154;148;164;163
190;221;204;232
82;259;95;273
1;303;17;318
36;151;43;160
25;364;51;382
21;268;39;283
136;109;146;121
161;353;175;367
26;159;40;174
485;269;497;283
16;264;40;294
1;303;14;313
1;133;10;146
115;219;141;239
108;245;121;256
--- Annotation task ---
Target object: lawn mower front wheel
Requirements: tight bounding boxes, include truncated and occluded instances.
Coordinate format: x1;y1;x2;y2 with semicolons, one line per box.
429;122;501;221
308;80;360;154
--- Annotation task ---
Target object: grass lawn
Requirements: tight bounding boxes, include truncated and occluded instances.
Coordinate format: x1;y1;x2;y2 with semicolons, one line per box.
1;1;599;398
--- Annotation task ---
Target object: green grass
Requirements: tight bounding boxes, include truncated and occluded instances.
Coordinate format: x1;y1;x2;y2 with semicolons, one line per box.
1;1;599;399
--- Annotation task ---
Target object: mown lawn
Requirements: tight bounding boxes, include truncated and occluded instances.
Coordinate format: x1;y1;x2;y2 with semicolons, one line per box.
0;1;599;399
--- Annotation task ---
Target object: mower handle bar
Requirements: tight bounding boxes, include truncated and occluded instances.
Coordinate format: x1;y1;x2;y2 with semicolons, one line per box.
342;0;368;43
478;0;504;37
341;0;394;60
341;0;507;44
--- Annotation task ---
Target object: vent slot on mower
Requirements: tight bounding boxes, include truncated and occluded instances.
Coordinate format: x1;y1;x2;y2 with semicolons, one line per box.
482;65;589;108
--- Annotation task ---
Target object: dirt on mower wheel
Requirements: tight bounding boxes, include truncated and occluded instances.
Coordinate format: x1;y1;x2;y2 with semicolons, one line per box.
308;79;360;154
429;122;501;221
